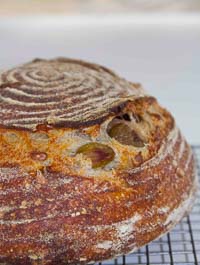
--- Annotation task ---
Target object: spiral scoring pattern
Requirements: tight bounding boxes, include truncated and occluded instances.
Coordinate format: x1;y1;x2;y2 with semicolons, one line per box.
0;58;143;130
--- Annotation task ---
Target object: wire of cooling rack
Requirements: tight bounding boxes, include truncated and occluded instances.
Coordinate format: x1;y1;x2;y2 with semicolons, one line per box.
95;145;200;265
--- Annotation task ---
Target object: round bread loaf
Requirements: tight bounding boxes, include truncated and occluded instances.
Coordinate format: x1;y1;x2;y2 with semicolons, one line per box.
0;58;197;265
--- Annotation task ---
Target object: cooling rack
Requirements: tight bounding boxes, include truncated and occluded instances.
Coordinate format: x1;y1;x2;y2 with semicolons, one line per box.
95;145;200;265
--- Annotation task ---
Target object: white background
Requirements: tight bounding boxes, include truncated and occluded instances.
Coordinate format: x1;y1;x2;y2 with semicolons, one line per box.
0;15;199;144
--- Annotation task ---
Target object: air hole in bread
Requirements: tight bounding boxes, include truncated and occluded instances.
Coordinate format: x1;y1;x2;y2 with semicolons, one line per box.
122;113;131;121
107;109;147;147
76;142;115;169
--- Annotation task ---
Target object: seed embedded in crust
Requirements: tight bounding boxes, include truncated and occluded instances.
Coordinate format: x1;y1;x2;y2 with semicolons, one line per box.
76;143;115;168
30;151;47;161
108;123;144;147
3;132;20;143
30;132;49;143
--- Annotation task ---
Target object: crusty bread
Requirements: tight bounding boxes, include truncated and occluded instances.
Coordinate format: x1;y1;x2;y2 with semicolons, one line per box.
0;58;197;265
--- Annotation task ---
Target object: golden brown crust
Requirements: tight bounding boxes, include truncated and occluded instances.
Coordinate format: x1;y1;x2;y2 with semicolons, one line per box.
0;58;197;265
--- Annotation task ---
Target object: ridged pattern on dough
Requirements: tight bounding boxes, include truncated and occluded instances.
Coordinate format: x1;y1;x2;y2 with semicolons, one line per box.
0;58;144;130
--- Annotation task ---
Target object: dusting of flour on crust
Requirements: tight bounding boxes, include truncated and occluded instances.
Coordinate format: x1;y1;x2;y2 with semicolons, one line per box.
94;213;141;251
164;174;198;226
96;241;113;250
